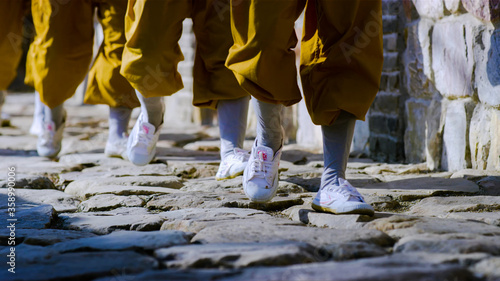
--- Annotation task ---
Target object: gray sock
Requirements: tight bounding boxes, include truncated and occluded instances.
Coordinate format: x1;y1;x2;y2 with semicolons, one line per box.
135;90;164;129
42;104;65;129
108;106;132;142
321;111;356;188
34;91;43;118
217;96;250;159
253;98;283;153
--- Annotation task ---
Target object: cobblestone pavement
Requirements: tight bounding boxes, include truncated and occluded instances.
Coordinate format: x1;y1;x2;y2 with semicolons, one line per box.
1;93;499;281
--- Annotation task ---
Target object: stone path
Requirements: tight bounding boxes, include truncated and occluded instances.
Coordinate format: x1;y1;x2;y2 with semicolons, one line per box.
0;93;499;281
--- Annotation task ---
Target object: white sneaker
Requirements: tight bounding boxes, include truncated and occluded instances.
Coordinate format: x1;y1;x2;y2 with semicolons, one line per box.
242;140;282;203
215;148;250;180
312;178;374;216
127;113;161;166
37;117;65;158
105;134;128;159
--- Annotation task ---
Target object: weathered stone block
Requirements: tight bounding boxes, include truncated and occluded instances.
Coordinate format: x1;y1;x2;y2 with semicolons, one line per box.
369;136;405;163
432;15;482;98
371;91;400;115
474;25;500;107
425;95;445;171
382;0;402;16
380;72;400;92
402;19;434;99
441;99;475;171
412;0;445;20
383;15;399;34
404;99;429;163
383;33;398;52
462;0;500;22
383;52;399;71
469;105;500;170
444;0;462;13
369;114;403;137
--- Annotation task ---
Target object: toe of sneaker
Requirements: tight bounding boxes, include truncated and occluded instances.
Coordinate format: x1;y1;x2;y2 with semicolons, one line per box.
127;149;155;166
244;180;276;203
338;202;374;215
37;147;60;158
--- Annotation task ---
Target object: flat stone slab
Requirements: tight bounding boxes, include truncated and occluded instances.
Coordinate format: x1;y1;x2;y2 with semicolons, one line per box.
64;177;184;198
1;204;56;229
0;250;158;281
0;188;80;212
322;242;390;261
181;177;242;193
0;175;56;189
282;204;390;229
147;192;304;212
159;208;296;233
73;163;171;178
94;269;240;281
0;228;97;246
51;230;192;252
216;253;476;281
451;169;500;179
59;208;162;234
155;241;319;269
364;215;500;239
0;135;38;152
183;140;221;152
192;222;394;247
406;196;500;225
78;194;146;212
167;161;220;179
362;163;430;175
477;176;500;196
58;153;130;166
359;178;480;195
68;185;183;202
472;257;500;280
155;145;221;159
395;233;500;255
446;212;500;227
0;157;84;178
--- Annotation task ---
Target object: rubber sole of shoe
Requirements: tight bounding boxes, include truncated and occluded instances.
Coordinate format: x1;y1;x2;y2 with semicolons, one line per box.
215;170;244;181
104;152;127;159
243;180;279;203
311;202;375;216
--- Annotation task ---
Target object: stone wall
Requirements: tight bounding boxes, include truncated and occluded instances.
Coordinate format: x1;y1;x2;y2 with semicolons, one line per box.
402;0;500;171
368;0;406;162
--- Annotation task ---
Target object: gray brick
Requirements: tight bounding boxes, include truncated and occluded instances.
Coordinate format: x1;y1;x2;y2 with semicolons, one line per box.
383;15;399;34
371;91;401;115
383;52;399;71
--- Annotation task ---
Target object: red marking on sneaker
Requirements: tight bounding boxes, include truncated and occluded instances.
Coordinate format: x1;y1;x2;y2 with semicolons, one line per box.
258;151;267;161
319;194;335;205
47;124;53;130
142;125;149;134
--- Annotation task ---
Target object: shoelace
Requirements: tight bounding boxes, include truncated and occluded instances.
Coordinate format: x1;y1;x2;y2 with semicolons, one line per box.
233;149;250;162
327;181;364;202
136;130;154;149
250;157;274;183
40;127;55;145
